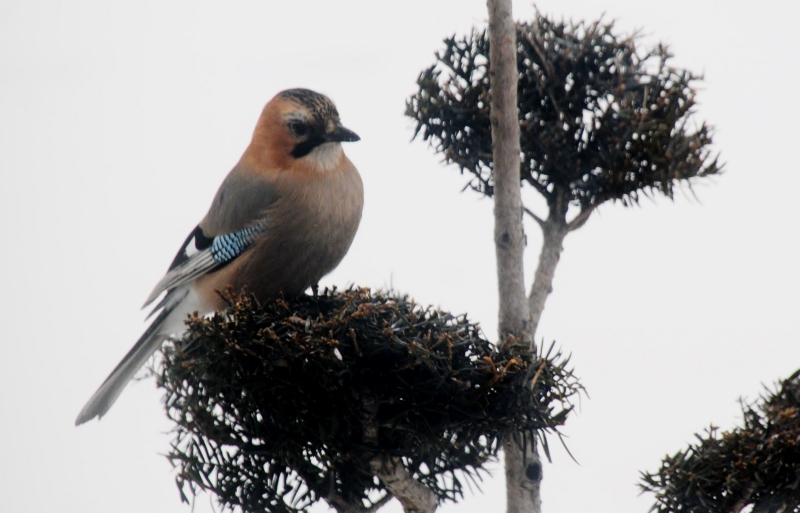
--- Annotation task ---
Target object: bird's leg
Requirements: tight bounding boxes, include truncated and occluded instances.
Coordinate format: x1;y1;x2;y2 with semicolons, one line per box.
312;284;319;297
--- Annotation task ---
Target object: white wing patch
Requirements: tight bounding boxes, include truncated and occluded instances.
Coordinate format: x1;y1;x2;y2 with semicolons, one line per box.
183;237;200;258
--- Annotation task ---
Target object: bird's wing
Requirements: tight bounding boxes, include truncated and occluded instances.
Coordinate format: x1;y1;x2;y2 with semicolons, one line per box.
144;167;279;308
143;220;267;307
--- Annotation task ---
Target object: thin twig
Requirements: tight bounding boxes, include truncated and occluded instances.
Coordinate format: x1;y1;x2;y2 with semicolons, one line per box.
524;207;546;227
530;358;547;388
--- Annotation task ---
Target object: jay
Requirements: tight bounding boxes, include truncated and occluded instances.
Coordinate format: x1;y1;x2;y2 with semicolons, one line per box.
76;88;363;425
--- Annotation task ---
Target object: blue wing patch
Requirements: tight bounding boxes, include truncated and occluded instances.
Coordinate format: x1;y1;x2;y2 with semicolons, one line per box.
211;224;265;264
143;221;267;308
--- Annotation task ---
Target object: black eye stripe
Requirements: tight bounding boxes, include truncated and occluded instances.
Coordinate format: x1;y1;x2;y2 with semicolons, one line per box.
291;135;326;158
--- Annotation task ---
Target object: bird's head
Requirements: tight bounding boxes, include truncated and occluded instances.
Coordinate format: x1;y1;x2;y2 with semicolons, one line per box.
248;88;360;172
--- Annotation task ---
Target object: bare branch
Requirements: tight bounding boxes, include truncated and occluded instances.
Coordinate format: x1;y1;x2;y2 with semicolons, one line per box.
371;458;437;513
363;395;437;513
524;206;546;228
365;493;395;513
527;220;567;340
566;204;596;232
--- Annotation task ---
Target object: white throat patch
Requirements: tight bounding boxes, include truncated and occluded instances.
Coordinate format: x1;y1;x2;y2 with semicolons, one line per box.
306;142;343;172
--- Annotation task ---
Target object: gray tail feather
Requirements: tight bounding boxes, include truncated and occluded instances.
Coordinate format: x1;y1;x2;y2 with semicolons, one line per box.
75;307;175;425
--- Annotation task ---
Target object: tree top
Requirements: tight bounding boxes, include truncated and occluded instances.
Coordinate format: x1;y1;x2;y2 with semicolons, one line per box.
407;12;721;210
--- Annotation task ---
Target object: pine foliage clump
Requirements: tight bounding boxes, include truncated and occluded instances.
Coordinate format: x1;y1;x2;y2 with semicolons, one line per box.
156;288;581;513
641;370;800;513
406;12;721;208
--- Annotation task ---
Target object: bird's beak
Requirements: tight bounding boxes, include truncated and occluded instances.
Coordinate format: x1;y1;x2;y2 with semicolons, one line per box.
325;123;360;143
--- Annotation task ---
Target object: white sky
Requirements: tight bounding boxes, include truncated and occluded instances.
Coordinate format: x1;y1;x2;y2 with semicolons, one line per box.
2;1;799;512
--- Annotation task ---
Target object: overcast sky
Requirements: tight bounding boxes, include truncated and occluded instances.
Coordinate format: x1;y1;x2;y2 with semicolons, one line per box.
2;1;799;512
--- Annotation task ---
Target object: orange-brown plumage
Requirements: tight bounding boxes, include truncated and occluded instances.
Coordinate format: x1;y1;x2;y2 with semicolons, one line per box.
240;97;299;172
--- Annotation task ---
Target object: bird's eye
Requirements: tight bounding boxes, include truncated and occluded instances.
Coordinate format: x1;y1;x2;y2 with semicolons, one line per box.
289;121;309;137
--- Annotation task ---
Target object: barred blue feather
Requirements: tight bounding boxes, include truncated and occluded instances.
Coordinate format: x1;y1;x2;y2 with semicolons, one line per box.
211;223;265;264
143;221;267;308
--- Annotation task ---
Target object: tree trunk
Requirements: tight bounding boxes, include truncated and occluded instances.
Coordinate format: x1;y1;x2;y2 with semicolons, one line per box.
485;1;540;512
504;437;542;513
505;193;571;513
487;0;527;345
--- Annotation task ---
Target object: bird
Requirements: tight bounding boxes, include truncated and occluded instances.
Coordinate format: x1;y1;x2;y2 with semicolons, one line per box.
75;88;363;425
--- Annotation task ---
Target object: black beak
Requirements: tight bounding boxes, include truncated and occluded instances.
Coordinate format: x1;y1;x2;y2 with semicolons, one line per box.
325;124;360;143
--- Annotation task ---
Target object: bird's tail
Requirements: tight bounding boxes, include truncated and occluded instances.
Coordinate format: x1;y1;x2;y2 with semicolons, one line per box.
75;304;185;425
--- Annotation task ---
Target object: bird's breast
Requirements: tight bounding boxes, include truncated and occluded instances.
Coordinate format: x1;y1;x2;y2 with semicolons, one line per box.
222;159;363;301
